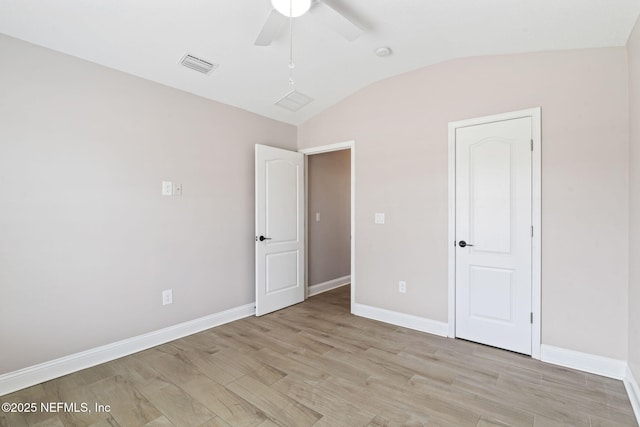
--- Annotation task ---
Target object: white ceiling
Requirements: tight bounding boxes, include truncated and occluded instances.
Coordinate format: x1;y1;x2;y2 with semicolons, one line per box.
1;0;639;125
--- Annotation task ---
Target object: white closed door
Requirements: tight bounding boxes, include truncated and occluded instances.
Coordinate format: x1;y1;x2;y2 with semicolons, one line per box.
455;117;532;355
255;144;305;316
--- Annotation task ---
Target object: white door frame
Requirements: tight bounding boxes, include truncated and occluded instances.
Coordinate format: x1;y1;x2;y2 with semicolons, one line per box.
299;141;356;310
447;108;542;359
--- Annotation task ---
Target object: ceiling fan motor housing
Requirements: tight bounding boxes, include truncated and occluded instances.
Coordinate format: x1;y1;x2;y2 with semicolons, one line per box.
271;0;312;17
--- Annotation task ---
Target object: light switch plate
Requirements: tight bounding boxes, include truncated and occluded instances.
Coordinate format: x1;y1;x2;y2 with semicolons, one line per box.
315;212;320;222
174;183;182;196
162;181;173;196
375;213;385;224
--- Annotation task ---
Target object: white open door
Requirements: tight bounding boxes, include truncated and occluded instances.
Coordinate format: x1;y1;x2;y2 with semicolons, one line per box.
255;144;305;316
455;117;533;355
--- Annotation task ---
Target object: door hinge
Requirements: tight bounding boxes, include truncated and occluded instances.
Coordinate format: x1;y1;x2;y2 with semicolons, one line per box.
531;139;533;151
531;225;533;237
530;312;533;324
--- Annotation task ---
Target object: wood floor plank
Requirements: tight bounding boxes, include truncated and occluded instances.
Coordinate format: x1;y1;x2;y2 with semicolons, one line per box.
455;371;591;424
590;413;639;427
271;374;377;426
366;415;394;427
110;354;161;389
297;328;370;354
141;416;174;426
312;414;367;427
532;414;577;426
476;418;513;427
318;375;429;425
39;374;116;427
88;375;161;426
0;384;51;427
87;416;121;427
0;414;26;427
285;347;371;384
212;348;267;376
322;347;413;385
248;365;288;387
265;326;335;356
365;375;481;426
1;286;636;426
409;374;535;427
197;416;233;427
220;321;297;355
178;347;246;386
138;377;216;426
226;375;322;427
179;375;267;427
169;331;224;354
254;420;280;427
30;417;65;427
255;348;329;384
137;348;206;386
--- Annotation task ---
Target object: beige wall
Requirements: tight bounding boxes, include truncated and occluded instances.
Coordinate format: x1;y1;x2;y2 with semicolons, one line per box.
0;30;634;376
0;34;296;374
628;16;640;379
298;48;629;359
308;150;351;286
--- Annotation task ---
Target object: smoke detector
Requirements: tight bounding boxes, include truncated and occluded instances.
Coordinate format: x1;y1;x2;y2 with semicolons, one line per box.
375;47;392;58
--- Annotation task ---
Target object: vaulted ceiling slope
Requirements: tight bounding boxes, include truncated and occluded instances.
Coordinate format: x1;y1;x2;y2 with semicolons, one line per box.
1;0;639;125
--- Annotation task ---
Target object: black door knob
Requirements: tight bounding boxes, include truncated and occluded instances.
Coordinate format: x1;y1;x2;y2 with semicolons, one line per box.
259;235;272;242
459;240;474;248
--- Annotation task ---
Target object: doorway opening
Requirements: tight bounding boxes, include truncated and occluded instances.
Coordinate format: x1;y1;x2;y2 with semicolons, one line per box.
300;141;356;312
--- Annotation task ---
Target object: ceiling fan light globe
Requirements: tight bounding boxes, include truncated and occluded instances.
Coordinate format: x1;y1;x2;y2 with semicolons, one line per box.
271;0;311;17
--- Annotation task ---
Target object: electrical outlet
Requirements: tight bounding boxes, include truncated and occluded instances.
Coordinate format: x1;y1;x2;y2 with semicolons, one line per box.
399;281;406;294
162;289;173;306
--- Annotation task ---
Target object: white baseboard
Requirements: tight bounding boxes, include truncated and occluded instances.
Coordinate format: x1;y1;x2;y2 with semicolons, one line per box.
0;303;255;396
540;344;627;379
308;275;350;297
352;303;448;337
625;365;640;424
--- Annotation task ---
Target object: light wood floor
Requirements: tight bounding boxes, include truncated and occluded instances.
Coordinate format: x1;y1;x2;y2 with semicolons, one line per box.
1;286;636;427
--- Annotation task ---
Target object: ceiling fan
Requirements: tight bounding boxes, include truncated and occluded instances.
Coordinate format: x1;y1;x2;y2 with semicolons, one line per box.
254;0;364;46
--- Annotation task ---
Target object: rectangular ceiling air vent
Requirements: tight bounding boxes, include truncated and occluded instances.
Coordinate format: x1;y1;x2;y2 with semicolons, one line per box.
275;90;314;112
179;53;218;75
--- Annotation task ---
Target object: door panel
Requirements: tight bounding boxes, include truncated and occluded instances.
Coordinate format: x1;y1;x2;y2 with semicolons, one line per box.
471;140;512;254
266;251;299;293
469;266;514;322
455;117;532;354
256;144;304;316
266;160;300;243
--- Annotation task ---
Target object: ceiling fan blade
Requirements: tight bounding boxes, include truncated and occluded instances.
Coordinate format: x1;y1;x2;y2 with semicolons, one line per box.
313;0;364;42
254;9;287;46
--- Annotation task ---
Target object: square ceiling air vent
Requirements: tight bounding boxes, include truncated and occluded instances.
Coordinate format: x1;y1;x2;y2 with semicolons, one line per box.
275;90;314;112
179;53;218;75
